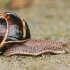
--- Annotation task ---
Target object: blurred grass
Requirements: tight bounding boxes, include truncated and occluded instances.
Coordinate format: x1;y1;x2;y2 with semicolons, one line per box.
0;0;10;7
3;0;10;6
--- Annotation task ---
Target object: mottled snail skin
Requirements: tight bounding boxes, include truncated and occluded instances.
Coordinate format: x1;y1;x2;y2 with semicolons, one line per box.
4;39;69;56
0;12;69;56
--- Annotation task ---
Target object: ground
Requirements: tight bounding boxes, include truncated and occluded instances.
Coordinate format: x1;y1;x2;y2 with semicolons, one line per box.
0;0;70;70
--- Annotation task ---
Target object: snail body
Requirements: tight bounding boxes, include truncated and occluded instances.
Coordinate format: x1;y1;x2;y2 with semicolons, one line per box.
4;39;70;56
0;12;69;56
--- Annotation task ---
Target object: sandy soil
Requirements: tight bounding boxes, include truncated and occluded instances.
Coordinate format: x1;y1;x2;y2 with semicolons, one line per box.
0;0;70;70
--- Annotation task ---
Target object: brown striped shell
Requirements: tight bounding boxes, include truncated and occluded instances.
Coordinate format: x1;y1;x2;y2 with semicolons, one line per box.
0;12;31;51
0;16;8;49
0;12;69;56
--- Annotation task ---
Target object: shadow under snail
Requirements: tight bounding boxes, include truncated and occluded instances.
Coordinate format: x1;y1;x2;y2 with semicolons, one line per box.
0;12;69;56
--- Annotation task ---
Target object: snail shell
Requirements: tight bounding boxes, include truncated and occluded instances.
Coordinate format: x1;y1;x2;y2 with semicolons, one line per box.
0;16;8;49
0;12;31;50
0;12;69;56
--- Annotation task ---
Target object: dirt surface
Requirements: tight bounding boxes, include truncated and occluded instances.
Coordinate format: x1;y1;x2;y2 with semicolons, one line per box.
0;0;70;70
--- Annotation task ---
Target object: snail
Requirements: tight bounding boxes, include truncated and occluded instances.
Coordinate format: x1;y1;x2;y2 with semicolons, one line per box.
0;12;69;56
